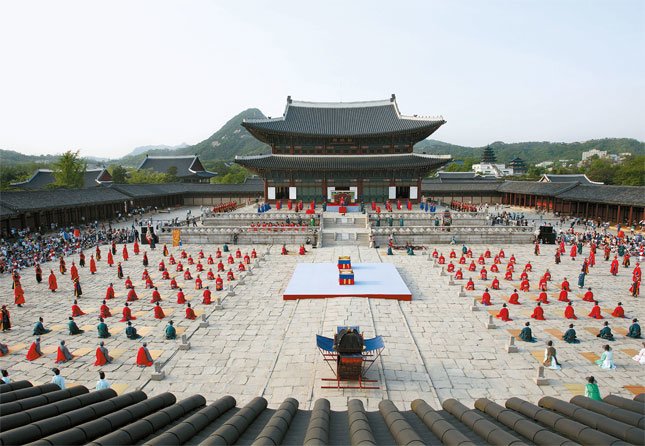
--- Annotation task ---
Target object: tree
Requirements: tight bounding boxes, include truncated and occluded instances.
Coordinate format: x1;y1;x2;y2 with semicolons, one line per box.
109;165;128;183
584;158;615;184
210;164;249;184
127;168;172;184
165;166;178;182
50;150;86;189
613;155;645;186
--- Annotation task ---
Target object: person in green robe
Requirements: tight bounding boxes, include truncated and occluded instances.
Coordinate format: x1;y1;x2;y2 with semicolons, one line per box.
563;323;579;343
596;321;614;341
375;217;381;227
577;241;583;255
519;322;536;342
97;317;111;338
125;321;141;340
399;218;404;227
33;317;50;335
387;246;393;256
407;245;414;256
68;317;84;335
618;245;625;256
584;376;601;401
387;216;393;227
223;244;229;253
627;318;641;338
165;320;177;340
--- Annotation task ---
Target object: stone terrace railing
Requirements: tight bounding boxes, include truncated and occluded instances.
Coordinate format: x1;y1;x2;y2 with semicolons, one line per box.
201;213;321;227
373;225;536;245
159;226;318;245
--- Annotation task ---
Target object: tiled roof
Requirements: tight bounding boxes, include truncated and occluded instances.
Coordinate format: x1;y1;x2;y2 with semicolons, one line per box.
235;154;450;172
498;181;579;197
138;156;216;179
0;204;17;218
10;169;112;190
422;180;503;193
0;381;642;445
242;96;445;139
540;174;602;185
436;172;500;182
0;187;128;212
557;184;645;207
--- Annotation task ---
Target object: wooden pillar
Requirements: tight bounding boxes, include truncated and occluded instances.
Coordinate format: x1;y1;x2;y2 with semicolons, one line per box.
617;205;621;224
628;206;633;225
263;179;268;202
322;177;327;202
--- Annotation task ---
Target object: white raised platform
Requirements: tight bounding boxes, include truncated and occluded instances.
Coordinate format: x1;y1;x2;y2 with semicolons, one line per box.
283;263;412;301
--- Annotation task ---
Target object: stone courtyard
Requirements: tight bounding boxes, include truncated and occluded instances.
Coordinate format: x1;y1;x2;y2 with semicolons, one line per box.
1;214;643;412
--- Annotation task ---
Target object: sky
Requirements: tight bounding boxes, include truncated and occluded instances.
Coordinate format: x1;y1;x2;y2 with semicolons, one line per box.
0;0;643;158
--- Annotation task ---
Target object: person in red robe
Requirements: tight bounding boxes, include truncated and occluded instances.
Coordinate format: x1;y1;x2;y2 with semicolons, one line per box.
145;277;154;289
480;289;492;306
537;291;549;304
491;277;500;290
611;302;625;318
538;277;547;291
181;250;187;259
583;287;594;302
89;255;97;274
14;283;25;306
71;300;85;317
183;269;192;280
122;245;129;261
186;303;197;319
142;252;148;267
127;287;138;302
26;337;42;361
631;280;641;297
170;278;178;289
496;303;511;321
561;278;570;291
519;271;528;281
216;248;222;258
589;250;596;267
570;244;577;259
176;288;186;304
202;287;212;305
449;249;456;258
465;278;475;291
477;255;485;265
215;275;224;291
564;302;577;319
96;245;102;261
217;261;225;272
519;279;530;292
243;254;250;265
227;269;235;281
558;289;570;302
187;255;194;265
59;257;66;274
56;340;73;363
163;244;169;256
588;301;603;319
120;303;136;322
227;254;235;264
458;256;466;265
509;254;516;264
251;249;257;259
490;264;499;273
159;260;166;271
136;343;154;367
105;283;115;300
504;270;513;281
207;255;214;264
610;257;619;276
153;302;165;319
107;251;114;267
238;262;246;272
479;268;487;280
543;269;551;281
94;341;113;366
454;269;463;280
176;262;184;272
498;249;505;258
47;269;58;293
524;261;532;272
508;289;520;305
195;276;203;290
100;300;112;318
124;276;133;289
207;269;215;280
530;302;546;320
134;240;140;255
437;254;446;265
150;287;162;303
70;262;79;281
162;270;170;280
196;261;204;272
299;245;306;255
169;254;176;265
446;262;455;273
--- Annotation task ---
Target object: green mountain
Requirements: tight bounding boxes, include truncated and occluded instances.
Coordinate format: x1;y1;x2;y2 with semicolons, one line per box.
0;149;60;165
414;138;645;164
117;108;270;167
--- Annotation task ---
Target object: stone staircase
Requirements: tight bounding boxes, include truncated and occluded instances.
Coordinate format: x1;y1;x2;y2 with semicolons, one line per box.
320;213;370;247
